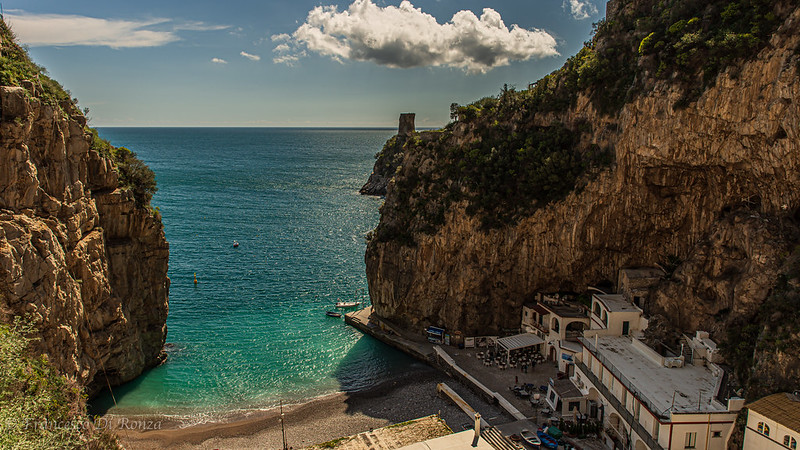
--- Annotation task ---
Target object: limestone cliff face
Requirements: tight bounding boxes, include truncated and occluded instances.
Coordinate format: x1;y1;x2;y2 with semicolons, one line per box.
366;4;800;342
0;86;169;394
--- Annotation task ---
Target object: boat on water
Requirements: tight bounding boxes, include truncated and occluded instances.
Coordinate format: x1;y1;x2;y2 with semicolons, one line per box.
233;240;239;248
334;301;361;308
325;311;342;318
537;430;558;449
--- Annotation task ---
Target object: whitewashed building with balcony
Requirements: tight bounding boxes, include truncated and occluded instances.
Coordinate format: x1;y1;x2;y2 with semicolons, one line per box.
568;293;744;450
521;293;589;373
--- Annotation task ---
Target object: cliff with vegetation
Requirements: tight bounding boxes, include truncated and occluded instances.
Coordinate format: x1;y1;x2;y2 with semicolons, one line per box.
365;0;800;399
0;18;169;401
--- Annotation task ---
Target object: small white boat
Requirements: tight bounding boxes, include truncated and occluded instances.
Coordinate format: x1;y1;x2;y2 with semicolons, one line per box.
520;429;541;447
335;301;361;308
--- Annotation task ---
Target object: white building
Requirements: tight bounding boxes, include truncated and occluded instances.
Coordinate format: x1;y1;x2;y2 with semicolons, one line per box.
567;293;743;450
546;378;587;419
590;293;648;337
521;293;589;374
743;392;800;450
572;335;743;450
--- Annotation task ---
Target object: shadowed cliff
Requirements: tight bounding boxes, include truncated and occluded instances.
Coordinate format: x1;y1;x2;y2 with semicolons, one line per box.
0;19;169;396
365;0;800;399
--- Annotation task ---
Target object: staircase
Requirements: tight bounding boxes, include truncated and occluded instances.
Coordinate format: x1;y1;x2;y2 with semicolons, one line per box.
481;427;523;450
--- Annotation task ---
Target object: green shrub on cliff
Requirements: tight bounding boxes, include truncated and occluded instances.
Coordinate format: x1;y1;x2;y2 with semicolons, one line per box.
0;319;119;449
87;120;157;208
111;146;158;208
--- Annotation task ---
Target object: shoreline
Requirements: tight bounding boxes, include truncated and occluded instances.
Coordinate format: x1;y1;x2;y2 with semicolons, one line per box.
111;365;508;449
105;364;433;429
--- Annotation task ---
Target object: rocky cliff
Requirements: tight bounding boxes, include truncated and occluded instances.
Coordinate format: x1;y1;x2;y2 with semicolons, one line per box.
360;113;417;196
0;25;169;395
365;0;800;396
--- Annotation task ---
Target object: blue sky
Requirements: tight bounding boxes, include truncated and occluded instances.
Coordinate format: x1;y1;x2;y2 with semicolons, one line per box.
3;0;604;127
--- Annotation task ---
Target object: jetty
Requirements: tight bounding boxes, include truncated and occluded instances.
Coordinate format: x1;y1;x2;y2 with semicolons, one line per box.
345;307;435;362
345;307;556;426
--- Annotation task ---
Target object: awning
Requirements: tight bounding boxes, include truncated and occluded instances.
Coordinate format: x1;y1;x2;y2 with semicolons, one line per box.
497;333;544;352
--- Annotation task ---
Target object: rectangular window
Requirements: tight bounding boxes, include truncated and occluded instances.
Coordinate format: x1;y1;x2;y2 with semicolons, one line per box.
685;432;697;449
712;431;722;438
569;401;580;411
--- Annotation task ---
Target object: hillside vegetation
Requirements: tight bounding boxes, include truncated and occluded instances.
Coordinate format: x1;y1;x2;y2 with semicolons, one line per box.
0;320;118;449
0;19;157;208
373;0;788;241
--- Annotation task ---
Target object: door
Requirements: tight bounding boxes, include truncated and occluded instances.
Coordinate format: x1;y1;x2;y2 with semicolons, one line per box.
622;321;630;336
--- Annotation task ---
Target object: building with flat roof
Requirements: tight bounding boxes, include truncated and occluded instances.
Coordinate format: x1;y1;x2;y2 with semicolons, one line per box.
572;334;743;450
743;392;800;450
589;293;648;337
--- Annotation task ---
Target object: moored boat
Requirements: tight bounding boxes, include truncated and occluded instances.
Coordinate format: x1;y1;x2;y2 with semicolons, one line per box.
537;430;557;449
334;301;361;308
520;428;541;447
325;311;342;317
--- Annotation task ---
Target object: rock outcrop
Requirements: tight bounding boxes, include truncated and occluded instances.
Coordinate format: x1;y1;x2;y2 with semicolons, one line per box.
0;83;169;394
365;0;800;386
360;117;415;196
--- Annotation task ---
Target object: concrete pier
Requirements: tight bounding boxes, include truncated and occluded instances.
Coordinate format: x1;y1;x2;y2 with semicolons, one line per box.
344;307;434;363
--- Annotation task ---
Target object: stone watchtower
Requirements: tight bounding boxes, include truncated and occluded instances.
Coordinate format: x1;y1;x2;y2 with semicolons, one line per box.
398;113;415;136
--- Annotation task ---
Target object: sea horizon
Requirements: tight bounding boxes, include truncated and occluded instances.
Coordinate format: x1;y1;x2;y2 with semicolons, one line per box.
89;127;424;419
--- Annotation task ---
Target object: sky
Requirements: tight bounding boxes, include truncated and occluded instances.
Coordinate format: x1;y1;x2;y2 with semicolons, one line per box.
3;0;605;127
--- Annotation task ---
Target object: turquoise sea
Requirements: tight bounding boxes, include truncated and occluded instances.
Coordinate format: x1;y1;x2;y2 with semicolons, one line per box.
90;128;421;419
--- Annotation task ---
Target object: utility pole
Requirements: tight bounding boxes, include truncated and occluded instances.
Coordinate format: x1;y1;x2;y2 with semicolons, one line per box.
280;400;288;450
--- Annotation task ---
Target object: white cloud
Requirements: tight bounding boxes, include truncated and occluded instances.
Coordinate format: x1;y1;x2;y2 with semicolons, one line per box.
173;21;230;32
272;0;558;73
240;51;261;61
5;11;224;48
273;43;291;53
273;54;302;66
211;58;228;64
563;0;597;20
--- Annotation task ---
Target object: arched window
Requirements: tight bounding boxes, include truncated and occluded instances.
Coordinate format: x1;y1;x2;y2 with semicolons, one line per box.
791;437;797;450
552;318;560;332
785;436;791;447
758;422;764;433
593;302;601;316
